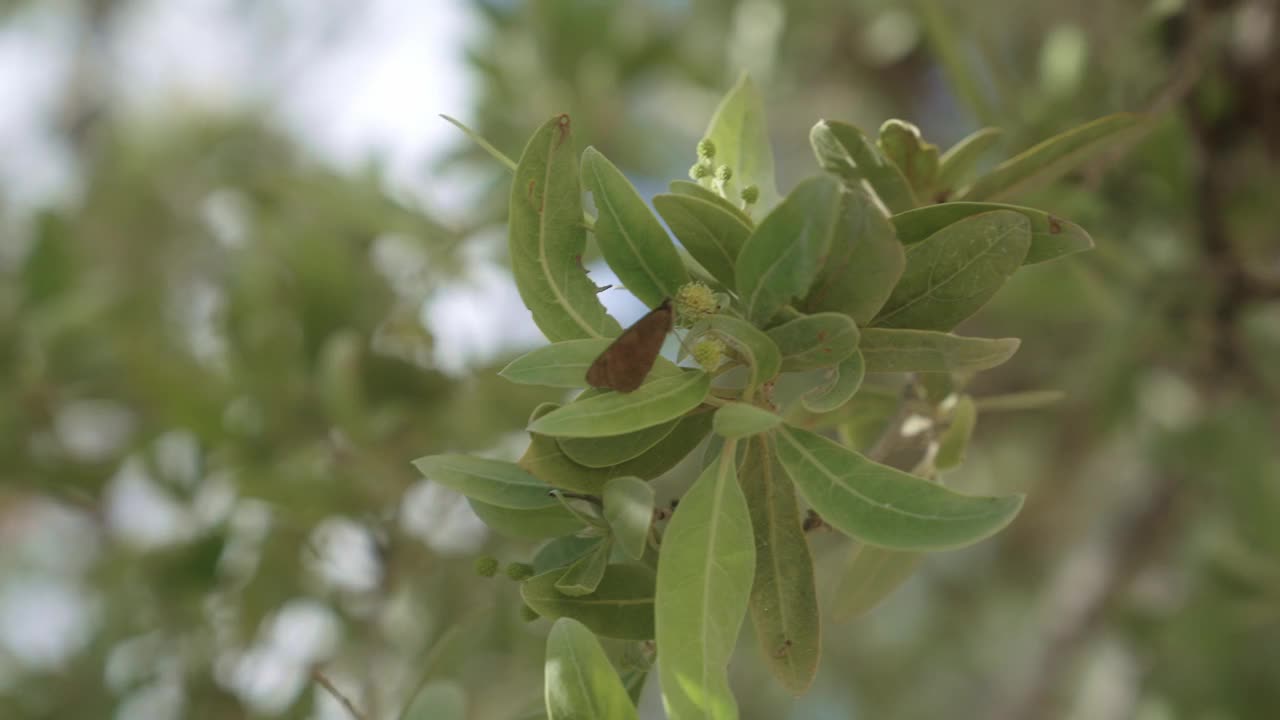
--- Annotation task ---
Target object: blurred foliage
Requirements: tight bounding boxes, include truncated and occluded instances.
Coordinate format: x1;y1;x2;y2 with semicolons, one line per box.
1;0;1279;719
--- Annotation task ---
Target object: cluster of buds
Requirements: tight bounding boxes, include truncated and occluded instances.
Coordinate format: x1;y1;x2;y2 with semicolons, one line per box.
688;138;760;211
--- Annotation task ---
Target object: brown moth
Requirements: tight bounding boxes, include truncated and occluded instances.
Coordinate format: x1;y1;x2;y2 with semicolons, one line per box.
585;299;673;393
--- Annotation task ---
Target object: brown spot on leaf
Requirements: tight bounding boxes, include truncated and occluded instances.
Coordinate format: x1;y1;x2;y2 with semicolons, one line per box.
1048;216;1063;234
554;114;572;148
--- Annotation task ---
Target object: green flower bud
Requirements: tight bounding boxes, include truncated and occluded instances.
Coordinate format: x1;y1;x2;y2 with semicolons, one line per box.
675;281;718;322
693;338;726;371
696;138;717;161
473;556;499;578
740;184;759;204
689;162;710;181
505;562;534;581
714;165;733;184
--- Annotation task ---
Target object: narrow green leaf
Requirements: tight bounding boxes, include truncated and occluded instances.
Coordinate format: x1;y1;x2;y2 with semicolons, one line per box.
468;499;584;539
831;545;922;622
774;425;1023;550
559;416;679;468
668;180;754;225
545;618;639;720
810;120;918;213
698;315;782;400
712;403;782;439
502;341;681;389
522;564;657;640
958;113;1143;201
801;351;866;414
603;477;655;561
653;194;752;288
860;328;1020;373
766;312;860;372
872;211;1031;331
935;127;1002;193
528;372;711;438
891;202;1093;265
740;436;820;695
557;538;613;596
403;680;467;720
439;113;517;172
604;410;715;480
800;188;904;325
521;406;714;493
703;73;778;209
509;115;622;342
535;537;603;575
412;455;561;510
582;147;689;307
656;443;755;720
736;176;843;325
935;395;977;471
877;120;939;197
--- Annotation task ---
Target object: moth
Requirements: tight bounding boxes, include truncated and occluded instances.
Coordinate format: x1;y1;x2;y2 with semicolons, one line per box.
585;299;673;393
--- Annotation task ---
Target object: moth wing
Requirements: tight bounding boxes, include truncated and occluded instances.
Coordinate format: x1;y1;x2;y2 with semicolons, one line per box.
584;300;673;393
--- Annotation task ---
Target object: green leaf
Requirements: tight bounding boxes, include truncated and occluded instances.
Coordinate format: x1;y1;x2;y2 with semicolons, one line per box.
403;680;467;720
810;120;917;213
412;455;561;510
800;188;904;325
801;351;866;414
521;406;714;493
766;312;860;372
582;147;689;307
545;618;639;720
891;202;1093;265
877;120;939;196
653;194;752;288
860;328;1020;373
774;425;1023;550
603;477;654;561
736;176;843;325
502;341;681;389
740;436;820;695
535;537;603;575
871;211;1031;331
668;180;754;226
468;499;584;539
509;115;622;341
831;545;922;622
935;395;977;471
703;73;778;209
656;443;755;720
522;564;657;640
935;127;1002;193
958;113;1143;201
559;415;679;468
557;538;614;596
712;403;783;439
527;372;711;438
698;314;782;401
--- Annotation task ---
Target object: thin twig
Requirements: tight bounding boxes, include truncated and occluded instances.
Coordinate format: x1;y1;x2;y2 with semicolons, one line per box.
312;668;368;720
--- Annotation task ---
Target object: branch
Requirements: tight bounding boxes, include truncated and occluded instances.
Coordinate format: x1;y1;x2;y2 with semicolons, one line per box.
312;668;368;720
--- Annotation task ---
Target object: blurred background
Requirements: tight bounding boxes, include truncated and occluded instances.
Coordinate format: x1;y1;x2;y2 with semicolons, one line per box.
1;1;1278;719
